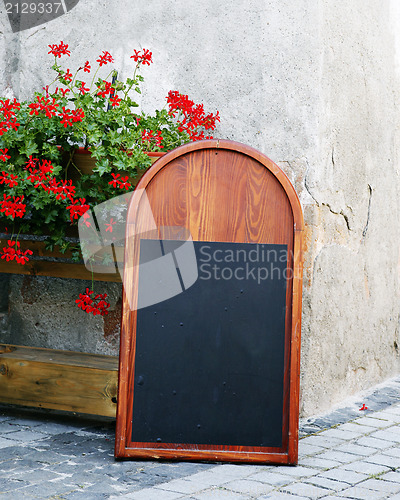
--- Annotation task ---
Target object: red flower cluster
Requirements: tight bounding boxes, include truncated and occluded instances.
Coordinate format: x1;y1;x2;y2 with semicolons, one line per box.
28;96;59;118
109;95;121;107
0;171;18;187
59;106;85;127
108;173;132;190
1;194;26;218
0;148;11;162
26;157;54;189
166;90;220;140
66;198;90;221
48;41;71;58
63;69;73;82
96;80;114;98
0;98;20;136
97;50;114;67
23;157;83;217
141;129;163;149
130;48;153;66
75;288;111;316
77;81;90;95
0;240;33;265
27;96;84;128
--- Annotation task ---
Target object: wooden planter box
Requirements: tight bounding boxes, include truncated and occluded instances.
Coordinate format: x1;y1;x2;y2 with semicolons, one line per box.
0;237;121;283
0;344;118;417
0;238;121;417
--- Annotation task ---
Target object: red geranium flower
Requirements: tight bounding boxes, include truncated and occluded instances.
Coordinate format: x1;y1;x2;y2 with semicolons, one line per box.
96;50;114;67
77;81;90;95
48;41;71;58
0;194;26;218
0;149;10;162
130;49;153;66
109;94;121;107
66;198;90;221
63;69;73;82
0;240;32;265
76;288;110;316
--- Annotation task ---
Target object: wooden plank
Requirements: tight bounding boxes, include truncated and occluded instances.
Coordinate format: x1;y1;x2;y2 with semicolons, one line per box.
0;344;118;417
0;238;122;282
0;259;121;282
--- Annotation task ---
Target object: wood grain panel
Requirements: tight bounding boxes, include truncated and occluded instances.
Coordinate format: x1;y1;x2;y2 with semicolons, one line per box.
0;344;118;417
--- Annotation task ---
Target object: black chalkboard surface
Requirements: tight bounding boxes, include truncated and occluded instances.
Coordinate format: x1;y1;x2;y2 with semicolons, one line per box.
131;240;288;448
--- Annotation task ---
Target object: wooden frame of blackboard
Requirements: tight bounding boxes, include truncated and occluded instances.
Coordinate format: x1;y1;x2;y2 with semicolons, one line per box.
115;139;304;464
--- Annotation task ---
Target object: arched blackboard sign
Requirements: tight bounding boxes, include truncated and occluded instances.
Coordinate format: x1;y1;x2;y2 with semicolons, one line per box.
115;139;304;464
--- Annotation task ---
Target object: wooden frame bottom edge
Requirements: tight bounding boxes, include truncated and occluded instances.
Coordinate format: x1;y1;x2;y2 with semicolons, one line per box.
115;448;296;465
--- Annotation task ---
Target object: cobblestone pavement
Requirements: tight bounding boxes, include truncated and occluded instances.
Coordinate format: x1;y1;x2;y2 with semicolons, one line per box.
0;376;400;499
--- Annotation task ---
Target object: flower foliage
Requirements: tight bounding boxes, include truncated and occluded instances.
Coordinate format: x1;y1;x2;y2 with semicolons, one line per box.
0;42;220;264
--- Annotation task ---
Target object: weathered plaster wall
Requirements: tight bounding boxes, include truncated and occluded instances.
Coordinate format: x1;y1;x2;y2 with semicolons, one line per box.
0;0;399;417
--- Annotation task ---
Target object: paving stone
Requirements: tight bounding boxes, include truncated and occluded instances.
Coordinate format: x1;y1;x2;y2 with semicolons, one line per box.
336;486;389;499
338;422;377;434
114;488;188;499
365;453;400;468
317;497;355;500
223;479;274;495
5;418;44;427
381;470;400;482
304;475;350;491
0;438;14;449
155;478;211;494
0;477;30;492
175;470;230;488
358;478;400;493
342;460;391;475
1;429;47;443
320;428;363;440
355;436;393;449
280;481;336;499
354;417;392;428
246;471;293;486
319;468;369;484
332;442;379;456
0;422;29;433
266;465;318;478
206;464;262;480
258;494;310;500
8;468;62;483
298;441;327;456
370;429;400;443
11;480;75;497
33;421;79;435
300;434;345;449
315;450;359;464
191;489;251;500
64;492;110;500
299;456;343;469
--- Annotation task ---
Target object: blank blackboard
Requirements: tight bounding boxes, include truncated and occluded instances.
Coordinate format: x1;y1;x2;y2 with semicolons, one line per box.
132;240;287;448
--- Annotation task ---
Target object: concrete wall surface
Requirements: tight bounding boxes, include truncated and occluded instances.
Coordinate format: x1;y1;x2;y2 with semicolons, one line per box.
0;0;399;417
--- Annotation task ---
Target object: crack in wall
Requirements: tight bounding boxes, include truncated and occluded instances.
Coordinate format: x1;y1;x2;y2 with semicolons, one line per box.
362;184;373;238
304;160;320;206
